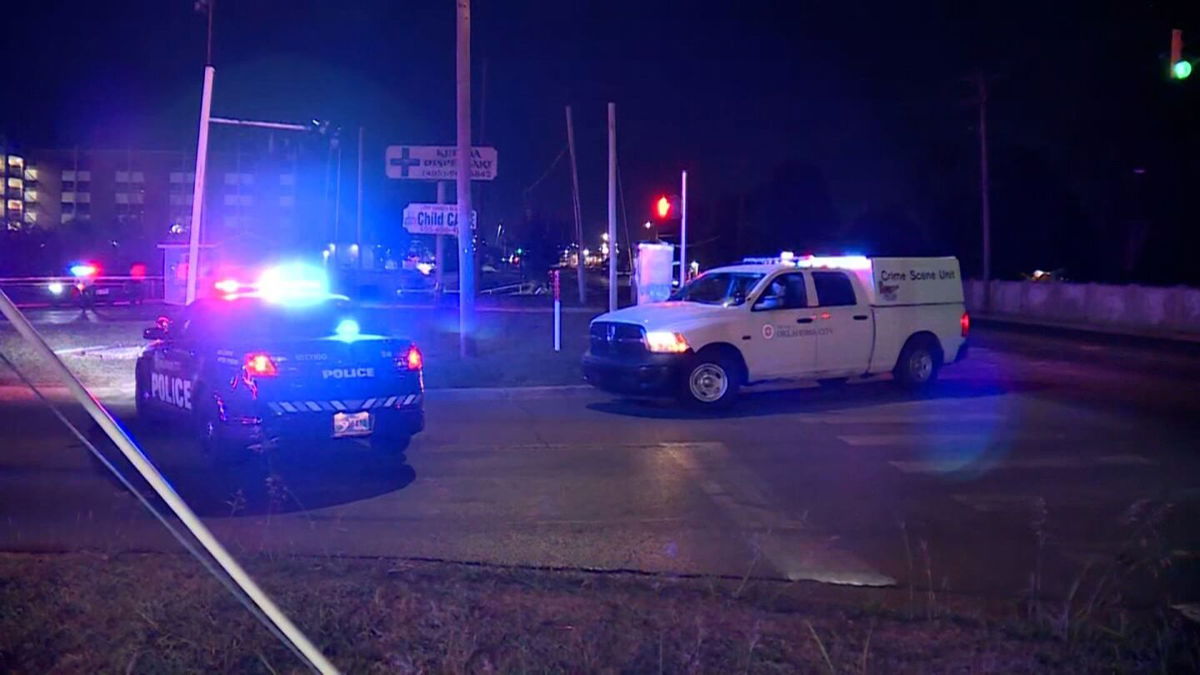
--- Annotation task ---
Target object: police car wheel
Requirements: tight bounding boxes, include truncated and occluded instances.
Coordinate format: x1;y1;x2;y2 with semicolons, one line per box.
894;337;940;389
680;355;739;409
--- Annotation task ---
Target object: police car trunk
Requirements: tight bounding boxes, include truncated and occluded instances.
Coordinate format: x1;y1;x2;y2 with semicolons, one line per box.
195;298;424;441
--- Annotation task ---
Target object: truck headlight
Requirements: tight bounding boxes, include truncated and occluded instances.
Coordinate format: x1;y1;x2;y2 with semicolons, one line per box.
645;331;690;353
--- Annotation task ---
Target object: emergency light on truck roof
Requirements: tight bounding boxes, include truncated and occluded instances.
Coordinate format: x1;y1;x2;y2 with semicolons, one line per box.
741;253;871;270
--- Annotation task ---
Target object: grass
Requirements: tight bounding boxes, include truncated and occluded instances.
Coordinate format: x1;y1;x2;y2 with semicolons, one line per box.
2;551;1195;673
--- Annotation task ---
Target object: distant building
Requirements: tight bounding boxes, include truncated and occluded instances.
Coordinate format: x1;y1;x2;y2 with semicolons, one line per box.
3;134;335;267
1;148;40;232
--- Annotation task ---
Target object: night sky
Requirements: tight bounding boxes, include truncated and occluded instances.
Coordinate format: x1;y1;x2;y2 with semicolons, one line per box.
5;0;1200;282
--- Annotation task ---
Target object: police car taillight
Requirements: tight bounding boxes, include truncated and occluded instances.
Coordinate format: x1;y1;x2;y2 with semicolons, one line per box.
243;352;279;377
961;311;971;338
397;345;422;371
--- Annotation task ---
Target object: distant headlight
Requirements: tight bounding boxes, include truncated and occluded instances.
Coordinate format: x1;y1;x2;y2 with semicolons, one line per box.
47;282;64;295
645;331;690;353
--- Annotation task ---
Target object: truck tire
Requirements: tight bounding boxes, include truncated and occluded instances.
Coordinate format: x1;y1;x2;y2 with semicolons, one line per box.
894;336;941;389
679;352;740;410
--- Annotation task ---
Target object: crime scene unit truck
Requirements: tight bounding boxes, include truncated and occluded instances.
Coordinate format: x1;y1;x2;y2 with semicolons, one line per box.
134;264;424;462
582;254;969;409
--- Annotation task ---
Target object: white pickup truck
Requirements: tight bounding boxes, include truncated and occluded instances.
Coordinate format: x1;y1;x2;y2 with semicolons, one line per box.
582;255;969;408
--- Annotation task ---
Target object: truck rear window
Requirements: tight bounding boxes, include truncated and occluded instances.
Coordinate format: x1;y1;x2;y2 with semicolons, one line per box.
811;271;857;306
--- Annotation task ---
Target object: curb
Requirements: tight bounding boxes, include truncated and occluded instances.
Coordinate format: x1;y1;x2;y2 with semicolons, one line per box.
0;383;595;404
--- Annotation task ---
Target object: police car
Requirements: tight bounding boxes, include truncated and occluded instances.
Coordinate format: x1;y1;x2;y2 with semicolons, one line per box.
583;254;969;408
134;267;424;461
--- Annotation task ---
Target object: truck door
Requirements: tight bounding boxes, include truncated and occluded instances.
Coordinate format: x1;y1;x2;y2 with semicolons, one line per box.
810;270;873;375
742;272;818;379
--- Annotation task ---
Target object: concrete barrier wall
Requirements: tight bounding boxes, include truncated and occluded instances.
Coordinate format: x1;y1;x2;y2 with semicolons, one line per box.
964;280;1200;337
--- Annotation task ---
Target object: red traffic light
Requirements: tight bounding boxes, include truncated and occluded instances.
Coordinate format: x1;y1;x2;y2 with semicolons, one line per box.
655;195;673;219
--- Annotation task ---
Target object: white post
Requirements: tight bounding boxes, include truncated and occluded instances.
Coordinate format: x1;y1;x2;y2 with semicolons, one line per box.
679;169;688;287
607;102;617;312
456;0;475;356
553;270;562;352
185;65;214;305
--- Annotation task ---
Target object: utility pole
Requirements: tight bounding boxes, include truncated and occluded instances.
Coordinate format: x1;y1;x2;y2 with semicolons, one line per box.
607;102;617;312
436;181;447;303
456;0;475;356
975;71;991;308
355;126;364;268
333;140;343;244
565;106;586;305
679;170;688;287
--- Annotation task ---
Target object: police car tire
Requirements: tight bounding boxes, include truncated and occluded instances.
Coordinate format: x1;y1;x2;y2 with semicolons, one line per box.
679;354;739;410
894;336;940;389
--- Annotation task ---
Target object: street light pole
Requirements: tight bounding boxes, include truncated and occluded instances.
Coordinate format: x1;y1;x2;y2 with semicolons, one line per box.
184;65;214;305
456;0;476;356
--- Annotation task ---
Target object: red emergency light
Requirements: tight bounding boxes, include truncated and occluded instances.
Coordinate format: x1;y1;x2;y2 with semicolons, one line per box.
243;352;279;377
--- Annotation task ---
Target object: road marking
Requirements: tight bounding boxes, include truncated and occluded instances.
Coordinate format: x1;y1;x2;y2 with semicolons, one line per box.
890;454;1155;475
815;413;1004;425
659;442;895;587
840;432;1040;446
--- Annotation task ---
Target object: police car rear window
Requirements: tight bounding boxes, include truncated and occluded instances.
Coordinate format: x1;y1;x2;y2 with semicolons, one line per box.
191;300;372;342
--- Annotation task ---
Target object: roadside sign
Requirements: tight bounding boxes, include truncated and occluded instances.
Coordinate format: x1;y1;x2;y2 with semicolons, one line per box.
385;145;498;181
402;203;477;236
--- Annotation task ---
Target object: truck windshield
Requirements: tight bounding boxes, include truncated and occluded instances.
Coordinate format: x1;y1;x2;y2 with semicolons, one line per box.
670;272;764;306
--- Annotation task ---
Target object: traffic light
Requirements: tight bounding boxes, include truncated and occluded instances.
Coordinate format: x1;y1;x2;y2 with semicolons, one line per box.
1171;29;1192;80
653;194;680;221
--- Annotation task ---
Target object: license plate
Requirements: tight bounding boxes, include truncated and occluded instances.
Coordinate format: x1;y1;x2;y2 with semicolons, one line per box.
332;411;373;438
96;288;111;296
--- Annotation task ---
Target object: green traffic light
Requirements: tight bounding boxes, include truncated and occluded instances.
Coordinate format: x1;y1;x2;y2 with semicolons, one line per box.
1173;59;1192;79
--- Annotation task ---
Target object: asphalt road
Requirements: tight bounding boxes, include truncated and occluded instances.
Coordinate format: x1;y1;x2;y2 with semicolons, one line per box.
1;320;1198;608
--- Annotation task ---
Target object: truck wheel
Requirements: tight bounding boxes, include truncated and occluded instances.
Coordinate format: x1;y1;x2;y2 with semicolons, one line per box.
679;353;740;410
894;336;941;389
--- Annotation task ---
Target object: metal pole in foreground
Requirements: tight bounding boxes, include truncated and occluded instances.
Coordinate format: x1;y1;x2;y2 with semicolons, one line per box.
456;0;475;356
607;102;617;312
679;169;688;287
0;291;338;675
185;65;214;305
